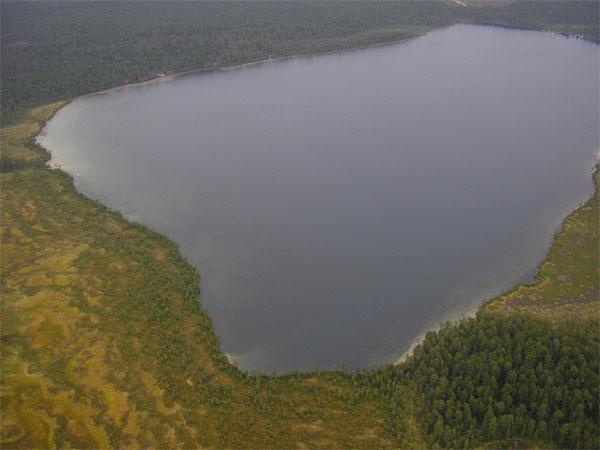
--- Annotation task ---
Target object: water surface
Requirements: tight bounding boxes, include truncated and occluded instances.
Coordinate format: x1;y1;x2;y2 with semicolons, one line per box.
39;25;599;371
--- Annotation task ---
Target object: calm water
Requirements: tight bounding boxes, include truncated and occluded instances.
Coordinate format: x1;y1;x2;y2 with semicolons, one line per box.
39;25;599;371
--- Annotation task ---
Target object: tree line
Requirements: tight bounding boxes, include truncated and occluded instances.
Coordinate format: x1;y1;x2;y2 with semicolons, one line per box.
2;1;598;124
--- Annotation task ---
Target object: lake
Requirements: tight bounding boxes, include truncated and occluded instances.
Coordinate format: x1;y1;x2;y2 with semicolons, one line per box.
38;24;599;371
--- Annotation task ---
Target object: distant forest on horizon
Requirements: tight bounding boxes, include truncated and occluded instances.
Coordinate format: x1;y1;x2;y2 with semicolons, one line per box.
1;0;598;123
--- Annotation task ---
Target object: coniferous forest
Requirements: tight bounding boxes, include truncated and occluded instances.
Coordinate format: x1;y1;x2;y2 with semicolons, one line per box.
1;1;598;124
364;314;599;448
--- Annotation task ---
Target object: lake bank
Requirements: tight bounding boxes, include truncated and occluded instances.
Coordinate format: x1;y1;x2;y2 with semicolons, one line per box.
55;26;434;106
38;22;595;367
396;159;599;364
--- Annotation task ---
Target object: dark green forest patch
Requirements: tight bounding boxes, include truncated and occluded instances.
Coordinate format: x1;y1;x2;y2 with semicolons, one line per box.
1;1;598;124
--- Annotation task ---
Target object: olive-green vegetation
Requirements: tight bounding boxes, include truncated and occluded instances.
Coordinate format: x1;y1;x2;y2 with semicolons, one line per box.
2;1;599;448
1;1;598;124
1;104;425;448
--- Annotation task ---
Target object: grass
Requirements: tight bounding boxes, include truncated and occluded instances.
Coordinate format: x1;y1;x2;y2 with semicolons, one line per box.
1;98;597;448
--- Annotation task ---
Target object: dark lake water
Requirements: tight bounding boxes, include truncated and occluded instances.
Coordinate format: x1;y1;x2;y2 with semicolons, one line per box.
39;25;599;371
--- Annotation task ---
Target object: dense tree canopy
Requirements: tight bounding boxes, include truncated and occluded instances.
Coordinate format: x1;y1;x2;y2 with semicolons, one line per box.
358;313;600;448
1;1;598;123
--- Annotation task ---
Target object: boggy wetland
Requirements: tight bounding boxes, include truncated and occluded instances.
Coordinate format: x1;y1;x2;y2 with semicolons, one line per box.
38;24;599;372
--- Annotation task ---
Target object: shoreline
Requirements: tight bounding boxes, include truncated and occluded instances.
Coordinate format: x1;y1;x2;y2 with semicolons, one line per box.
34;25;599;372
395;156;599;365
32;21;600;108
69;28;435;102
463;20;600;44
42;20;598;124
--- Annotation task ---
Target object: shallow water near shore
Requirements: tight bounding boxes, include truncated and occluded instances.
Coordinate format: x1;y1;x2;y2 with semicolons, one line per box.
38;24;599;371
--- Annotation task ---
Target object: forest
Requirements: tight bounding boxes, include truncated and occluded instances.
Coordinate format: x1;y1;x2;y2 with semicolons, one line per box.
1;1;598;124
1;1;599;448
361;314;600;449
